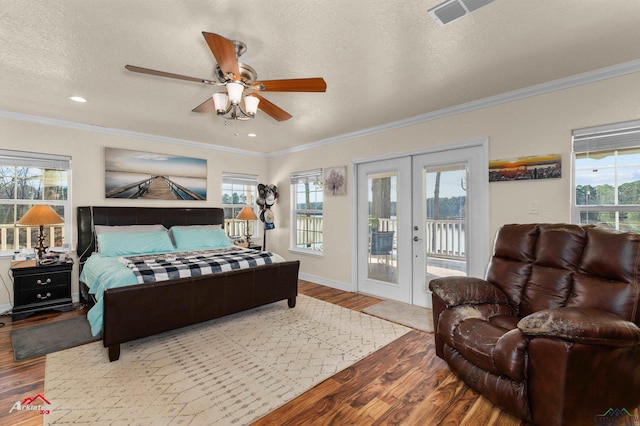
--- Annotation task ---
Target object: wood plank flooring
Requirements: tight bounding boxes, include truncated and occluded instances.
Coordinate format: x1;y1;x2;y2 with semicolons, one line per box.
0;280;526;425
254;281;525;426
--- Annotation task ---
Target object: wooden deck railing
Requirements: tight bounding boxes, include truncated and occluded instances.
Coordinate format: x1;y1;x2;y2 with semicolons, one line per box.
425;220;465;259
225;219;248;238
374;218;465;259
0;225;64;252
0;219;464;259
295;215;323;250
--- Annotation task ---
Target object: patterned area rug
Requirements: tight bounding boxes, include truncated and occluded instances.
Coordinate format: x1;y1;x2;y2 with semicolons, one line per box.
44;295;409;425
363;300;434;332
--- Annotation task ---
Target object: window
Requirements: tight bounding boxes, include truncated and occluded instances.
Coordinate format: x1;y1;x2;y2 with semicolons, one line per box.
572;120;640;232
291;169;323;252
221;172;258;237
0;150;71;255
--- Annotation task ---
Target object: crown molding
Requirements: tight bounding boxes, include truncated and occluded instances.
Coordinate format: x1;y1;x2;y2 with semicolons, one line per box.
0;109;268;158
3;59;640;159
266;59;640;157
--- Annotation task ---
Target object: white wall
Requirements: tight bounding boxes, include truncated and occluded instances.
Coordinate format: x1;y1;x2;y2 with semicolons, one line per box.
0;118;267;309
267;72;640;289
2;71;640;311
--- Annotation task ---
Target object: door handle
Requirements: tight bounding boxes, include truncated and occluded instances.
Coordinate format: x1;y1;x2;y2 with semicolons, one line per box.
413;236;421;242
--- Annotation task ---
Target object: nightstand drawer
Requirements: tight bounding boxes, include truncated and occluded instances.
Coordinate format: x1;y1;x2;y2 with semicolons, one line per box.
15;285;71;306
14;270;70;290
11;261;74;320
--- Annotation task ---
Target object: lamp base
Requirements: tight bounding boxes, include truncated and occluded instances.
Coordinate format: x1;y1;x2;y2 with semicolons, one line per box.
36;225;48;261
244;219;253;246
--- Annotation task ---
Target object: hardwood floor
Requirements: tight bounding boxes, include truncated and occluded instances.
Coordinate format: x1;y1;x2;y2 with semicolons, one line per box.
254;281;525;426
0;307;87;426
0;280;527;425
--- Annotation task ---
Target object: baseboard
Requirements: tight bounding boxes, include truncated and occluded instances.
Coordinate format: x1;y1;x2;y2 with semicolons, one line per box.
0;302;11;316
298;272;353;293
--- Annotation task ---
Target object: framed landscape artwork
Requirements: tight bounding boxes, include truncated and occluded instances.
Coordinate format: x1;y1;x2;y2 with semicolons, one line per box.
489;154;561;182
104;148;207;200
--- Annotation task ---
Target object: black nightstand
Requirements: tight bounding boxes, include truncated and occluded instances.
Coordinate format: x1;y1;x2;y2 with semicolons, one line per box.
11;260;73;320
247;243;262;251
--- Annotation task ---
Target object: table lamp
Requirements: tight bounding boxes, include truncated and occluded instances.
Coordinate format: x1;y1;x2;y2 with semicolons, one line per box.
17;204;64;262
236;207;258;246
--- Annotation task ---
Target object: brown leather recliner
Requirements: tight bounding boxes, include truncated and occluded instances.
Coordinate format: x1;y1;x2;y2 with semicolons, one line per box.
429;224;640;426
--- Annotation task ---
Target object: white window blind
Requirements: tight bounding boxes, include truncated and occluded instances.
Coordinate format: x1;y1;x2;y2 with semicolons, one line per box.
291;169;322;184
223;172;259;186
0;150;70;170
572;119;640;154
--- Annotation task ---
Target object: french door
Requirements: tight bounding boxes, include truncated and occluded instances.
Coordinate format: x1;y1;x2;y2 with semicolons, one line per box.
356;143;489;307
357;157;413;303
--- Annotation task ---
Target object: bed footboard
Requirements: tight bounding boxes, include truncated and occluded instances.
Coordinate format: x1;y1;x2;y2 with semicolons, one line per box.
103;260;300;361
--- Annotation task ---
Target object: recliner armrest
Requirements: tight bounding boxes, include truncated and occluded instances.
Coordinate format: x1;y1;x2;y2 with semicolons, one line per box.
429;277;510;307
518;307;640;347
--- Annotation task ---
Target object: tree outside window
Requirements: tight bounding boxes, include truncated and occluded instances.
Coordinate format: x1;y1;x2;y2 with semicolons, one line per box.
0;156;70;253
221;173;258;238
291;170;323;252
573;128;640;232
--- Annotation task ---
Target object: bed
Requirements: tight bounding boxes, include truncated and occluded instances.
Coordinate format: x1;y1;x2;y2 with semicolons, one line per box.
77;206;300;362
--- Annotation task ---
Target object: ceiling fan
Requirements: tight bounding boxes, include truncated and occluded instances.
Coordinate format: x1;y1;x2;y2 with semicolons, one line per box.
125;32;327;122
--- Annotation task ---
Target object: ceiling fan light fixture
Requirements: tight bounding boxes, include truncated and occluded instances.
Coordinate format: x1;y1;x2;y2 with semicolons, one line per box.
125;32;325;123
226;82;244;105
244;95;260;116
213;92;228;113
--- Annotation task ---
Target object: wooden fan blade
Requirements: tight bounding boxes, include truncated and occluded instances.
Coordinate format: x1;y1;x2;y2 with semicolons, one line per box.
125;65;215;84
253;93;292;121
254;78;327;92
202;32;240;80
192;98;215;113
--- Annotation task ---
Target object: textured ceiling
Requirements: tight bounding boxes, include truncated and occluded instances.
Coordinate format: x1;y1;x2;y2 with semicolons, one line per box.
2;0;640;155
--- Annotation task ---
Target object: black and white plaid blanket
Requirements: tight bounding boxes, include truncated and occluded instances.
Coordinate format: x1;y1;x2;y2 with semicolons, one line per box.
118;247;276;284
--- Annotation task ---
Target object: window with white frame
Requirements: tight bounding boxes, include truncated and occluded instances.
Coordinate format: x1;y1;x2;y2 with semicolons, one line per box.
0;150;71;255
221;172;258;238
572;120;640;232
291;169;323;252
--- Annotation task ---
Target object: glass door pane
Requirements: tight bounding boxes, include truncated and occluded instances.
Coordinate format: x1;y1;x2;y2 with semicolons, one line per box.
357;156;412;303
367;171;398;284
423;164;468;283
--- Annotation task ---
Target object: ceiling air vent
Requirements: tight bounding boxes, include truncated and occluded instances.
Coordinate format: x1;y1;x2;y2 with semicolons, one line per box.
460;0;494;12
428;0;494;26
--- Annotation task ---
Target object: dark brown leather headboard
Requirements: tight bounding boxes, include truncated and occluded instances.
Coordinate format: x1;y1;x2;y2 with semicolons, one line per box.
77;206;225;263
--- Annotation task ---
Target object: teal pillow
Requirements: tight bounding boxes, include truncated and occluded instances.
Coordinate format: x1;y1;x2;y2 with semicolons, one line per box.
171;227;233;251
97;230;175;256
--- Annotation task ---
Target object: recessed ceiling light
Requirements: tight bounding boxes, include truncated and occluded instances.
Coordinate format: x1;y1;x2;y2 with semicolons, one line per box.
248;133;257;138
69;96;87;103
